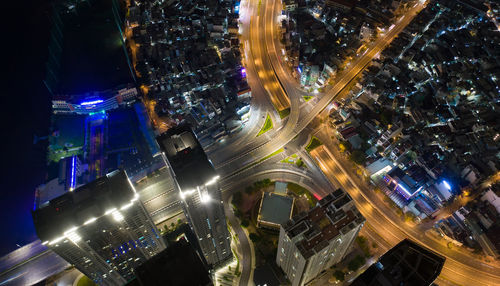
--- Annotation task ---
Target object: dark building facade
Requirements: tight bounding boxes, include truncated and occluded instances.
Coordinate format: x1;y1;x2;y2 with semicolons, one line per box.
352;239;445;286
157;124;232;269
134;239;212;286
32;170;166;285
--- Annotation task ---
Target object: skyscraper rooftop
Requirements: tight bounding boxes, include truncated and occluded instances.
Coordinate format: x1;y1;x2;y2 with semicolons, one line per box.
32;170;138;243
32;170;165;285
156;124;217;191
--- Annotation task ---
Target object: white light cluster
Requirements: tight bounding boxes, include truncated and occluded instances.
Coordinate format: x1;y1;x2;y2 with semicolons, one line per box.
205;175;220;186
120;202;133;210
112;210;124;222
200;192;211;204
180;189;196;199
105;208;117;215
47;194;138;245
84;217;97;225
64;227;82;244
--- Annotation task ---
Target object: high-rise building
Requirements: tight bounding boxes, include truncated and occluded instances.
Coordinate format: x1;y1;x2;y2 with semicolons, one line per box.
156;125;232;269
133;239;213;286
276;189;365;286
32;170;166;285
351;239;445;286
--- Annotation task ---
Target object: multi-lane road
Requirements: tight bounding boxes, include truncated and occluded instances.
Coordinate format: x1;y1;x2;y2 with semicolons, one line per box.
211;0;500;285
213;0;426;176
310;144;500;286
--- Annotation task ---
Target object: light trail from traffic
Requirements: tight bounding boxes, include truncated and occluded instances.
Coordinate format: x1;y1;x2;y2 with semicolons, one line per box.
211;0;500;284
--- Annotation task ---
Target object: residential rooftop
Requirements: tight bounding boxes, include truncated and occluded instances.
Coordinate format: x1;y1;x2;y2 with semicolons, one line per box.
282;189;365;258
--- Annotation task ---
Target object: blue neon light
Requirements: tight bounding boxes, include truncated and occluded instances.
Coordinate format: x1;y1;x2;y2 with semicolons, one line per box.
297;66;302;73
397;183;412;197
235;2;240;13
241;68;246;77
70;156;76;190
80;99;103;106
442;180;451;190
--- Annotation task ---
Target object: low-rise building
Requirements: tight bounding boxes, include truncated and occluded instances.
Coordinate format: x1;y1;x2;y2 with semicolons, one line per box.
257;192;294;230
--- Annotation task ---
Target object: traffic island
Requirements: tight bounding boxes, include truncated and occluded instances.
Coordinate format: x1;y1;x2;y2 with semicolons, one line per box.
257;114;274;136
305;136;323;152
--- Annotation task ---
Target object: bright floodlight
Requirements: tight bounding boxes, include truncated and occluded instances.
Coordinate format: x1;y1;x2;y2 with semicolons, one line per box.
84;217;97;225
200;192;211;204
442;180;451;190
121;202;133;210
105;208;117;215
64;227;82;244
205;175;220;186
132;193;140;202
180;189;196;199
112;210;124;222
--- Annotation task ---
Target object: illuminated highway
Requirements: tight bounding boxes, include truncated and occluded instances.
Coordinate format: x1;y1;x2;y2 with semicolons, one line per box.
213;0;427;174
211;0;500;285
310;145;500;286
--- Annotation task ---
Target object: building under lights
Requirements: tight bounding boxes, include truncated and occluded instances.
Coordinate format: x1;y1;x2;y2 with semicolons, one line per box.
156;125;232;269
351;239;445;286
51;86;137;115
32;170;166;285
276;189;365;286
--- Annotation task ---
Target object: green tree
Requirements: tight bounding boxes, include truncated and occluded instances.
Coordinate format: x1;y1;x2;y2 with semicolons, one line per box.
232;192;243;206
263;178;272;186
341;140;353;152
241;219;250;228
380;109;393;126
234;208;243;218
350;150;367;165
377;145;384;153
249;233;260;242
296;159;305;168
404;212;416;222
245;186;253;194
348;255;366;272
333;270;345;282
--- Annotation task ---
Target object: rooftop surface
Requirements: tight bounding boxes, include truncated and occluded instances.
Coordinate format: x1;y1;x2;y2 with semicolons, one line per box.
352;239;445;286
32;170;135;241
274;181;288;194
258;192;294;226
282;189;365;258
156;124;216;191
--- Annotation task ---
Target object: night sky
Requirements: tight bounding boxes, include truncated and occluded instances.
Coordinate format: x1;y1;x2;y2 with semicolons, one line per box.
2;1;52;256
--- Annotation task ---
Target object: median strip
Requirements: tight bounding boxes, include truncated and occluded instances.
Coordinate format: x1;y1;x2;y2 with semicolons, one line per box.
257;114;273;137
